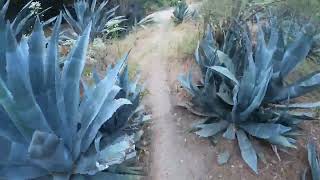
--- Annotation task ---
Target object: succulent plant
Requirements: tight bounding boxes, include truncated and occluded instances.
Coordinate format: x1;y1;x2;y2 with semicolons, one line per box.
83;55;150;178
89;59;150;137
172;0;192;24
63;0;126;40
132;14;154;31
178;20;320;173
0;12;146;179
302;141;320;180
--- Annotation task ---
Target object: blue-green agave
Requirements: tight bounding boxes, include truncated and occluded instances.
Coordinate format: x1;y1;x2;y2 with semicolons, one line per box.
179;20;320;173
172;0;192;24
63;0;126;40
0;12;145;179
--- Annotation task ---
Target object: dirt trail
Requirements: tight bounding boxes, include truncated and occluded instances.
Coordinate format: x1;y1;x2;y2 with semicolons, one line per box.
126;5;212;180
146;10;196;180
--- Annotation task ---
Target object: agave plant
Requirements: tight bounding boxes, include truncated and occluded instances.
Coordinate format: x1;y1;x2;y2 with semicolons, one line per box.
279;19;320;64
172;0;192;24
101;65;146;131
84;57;150;177
302;141;320;180
89;59;150;137
179;20;320;173
63;0;126;40
132;15;154;32
0;12;145;179
250;4;320;64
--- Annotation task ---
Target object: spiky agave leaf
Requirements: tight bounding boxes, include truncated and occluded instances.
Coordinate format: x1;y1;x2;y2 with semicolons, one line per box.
99;58;150;136
63;0;126;40
178;19;320;173
132;14;154;31
0;14;144;179
172;0;192;24
258;18;320;103
305;141;320;180
82;55;150;177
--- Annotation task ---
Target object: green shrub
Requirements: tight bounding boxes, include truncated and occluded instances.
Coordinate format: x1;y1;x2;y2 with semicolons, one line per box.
140;0;180;12
280;0;320;20
200;0;249;24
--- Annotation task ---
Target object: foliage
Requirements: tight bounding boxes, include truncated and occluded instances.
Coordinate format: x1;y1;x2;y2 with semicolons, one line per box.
29;1;42;15
132;14;154;32
0;13;146;179
303;141;320;180
172;0;193;24
178;19;320;173
278;0;320;20
174;26;199;57
0;0;43;40
140;0;180;13
200;0;251;25
63;0;126;40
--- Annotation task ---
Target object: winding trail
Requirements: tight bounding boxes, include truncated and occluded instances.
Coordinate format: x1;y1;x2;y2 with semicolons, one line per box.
126;5;211;180
146;10;193;180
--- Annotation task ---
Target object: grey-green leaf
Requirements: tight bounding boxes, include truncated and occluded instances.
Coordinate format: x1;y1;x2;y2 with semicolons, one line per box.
236;129;258;174
208;66;239;85
195;121;229;137
217;151;230;165
240;123;291;139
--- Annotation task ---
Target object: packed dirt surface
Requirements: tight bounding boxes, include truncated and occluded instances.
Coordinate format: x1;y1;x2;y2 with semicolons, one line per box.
131;6;214;180
104;3;320;180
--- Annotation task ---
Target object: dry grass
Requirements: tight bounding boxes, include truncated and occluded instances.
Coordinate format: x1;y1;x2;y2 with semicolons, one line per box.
167;22;202;60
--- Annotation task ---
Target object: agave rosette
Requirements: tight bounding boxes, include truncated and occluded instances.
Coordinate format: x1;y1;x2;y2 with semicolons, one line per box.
63;0;126;40
179;21;320;173
172;0;192;24
0;13;145;179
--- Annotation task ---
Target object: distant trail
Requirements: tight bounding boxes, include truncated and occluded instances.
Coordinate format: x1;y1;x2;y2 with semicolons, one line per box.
142;9;194;180
127;4;210;180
